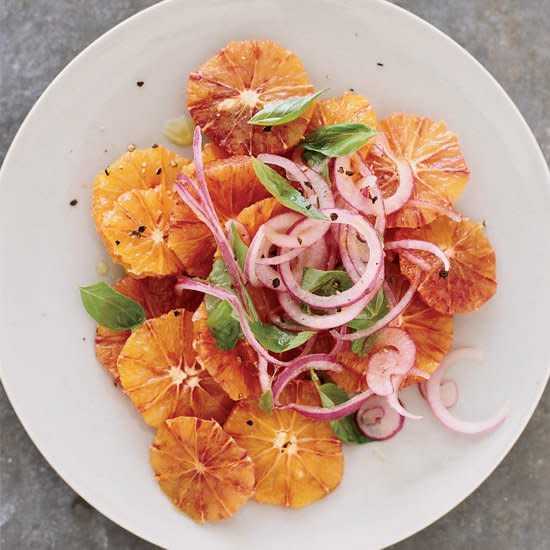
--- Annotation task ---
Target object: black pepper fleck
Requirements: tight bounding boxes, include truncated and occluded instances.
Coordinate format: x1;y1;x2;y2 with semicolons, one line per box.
152;143;159;148
104;168;110;176
138;225;146;233
69;199;78;206
246;419;254;426
330;213;338;221
297;237;303;245
304;181;313;189
272;277;281;288
156;167;162;175
131;230;142;237
337;166;345;174
336;307;342;313
305;204;312;210
439;270;449;279
345;170;354;176
173;310;181;317
263;126;272;133
137;81;144;87
377;62;384;67
371;196;378;204
115;240;120;246
349;88;355;92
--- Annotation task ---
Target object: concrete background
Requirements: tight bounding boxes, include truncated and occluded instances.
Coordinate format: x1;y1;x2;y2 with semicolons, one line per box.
0;0;548;548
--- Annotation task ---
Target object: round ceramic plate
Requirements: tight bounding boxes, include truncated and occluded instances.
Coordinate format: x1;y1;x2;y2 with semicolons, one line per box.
1;0;548;548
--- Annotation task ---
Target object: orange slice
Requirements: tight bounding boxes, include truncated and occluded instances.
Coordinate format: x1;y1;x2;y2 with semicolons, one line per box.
192;304;261;400
396;217;497;315
386;265;453;382
150;416;254;522
188;40;314;155
224;380;343;508
101;185;181;276
364;113;469;228
308;91;377;131
168;156;270;277
118;309;234;427
93;145;188;234
95;276;202;382
332;350;369;393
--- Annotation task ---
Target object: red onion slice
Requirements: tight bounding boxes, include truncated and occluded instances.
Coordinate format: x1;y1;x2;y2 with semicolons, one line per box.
407;199;462;222
365;349;400;396
278;209;384;310
425;348;508;434
356;395;405;440
419;379;458;408
387;390;422;420
385;239;450;272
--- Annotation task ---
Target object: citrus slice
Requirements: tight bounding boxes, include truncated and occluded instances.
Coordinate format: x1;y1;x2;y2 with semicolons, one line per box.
224;380;343;508
168;156;270;277
363;113;469;228
396;217;497;315
95;276;202;382
93;145;189;234
192;304;261;400
150;416;254;522
187;40;314;155
386;264;453;382
118;309;234;427
308;91;377;131
332;350;369;393
101;184;182;277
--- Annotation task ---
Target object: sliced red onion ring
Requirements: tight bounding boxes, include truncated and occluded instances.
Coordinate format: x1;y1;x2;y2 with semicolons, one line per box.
258;357;270;393
279;389;374;421
385;239;450;272
400;250;432;271
409;367;430;381
387;390;422;420
271;354;341;401
419;378;458;408
356;395;405;440
425;348;508;434
407;199;462;222
333;277;418;342
279;209;383;309
365;349;400;396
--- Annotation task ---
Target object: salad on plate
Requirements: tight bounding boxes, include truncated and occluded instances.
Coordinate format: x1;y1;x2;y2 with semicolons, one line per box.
81;39;505;522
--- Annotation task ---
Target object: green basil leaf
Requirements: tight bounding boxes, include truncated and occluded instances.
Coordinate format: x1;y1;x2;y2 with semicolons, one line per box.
318;383;371;444
302;149;330;182
252;158;329;221
259;389;274;414
231;223;249;271
249;320;314;353
204;259;242;349
302;268;353;296
248;89;328;126
302;123;377;157
351;333;378;357
80;282;146;331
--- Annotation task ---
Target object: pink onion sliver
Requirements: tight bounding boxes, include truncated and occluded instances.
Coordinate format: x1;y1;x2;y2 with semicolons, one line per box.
279;209;383;310
279;390;374;421
386;239;450;272
422;378;459;409
425;348;508;434
387;390;422;420
333;156;374;216
409;367;430;380
258;357;270;393
271;354;341;401
245;225;266;286
257;154;309;186
334;278;418;341
356;395;405;440
365;349;400;396
401;250;432;271
266;218;328;249
339;226;362;283
257;247;304;266
407;199;462;222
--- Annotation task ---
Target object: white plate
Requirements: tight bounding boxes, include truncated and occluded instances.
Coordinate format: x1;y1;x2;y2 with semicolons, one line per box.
1;0;549;548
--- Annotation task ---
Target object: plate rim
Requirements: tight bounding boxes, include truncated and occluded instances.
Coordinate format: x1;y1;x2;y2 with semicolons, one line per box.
1;0;549;548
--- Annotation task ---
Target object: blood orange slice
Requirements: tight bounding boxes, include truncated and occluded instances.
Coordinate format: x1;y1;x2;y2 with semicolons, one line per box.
188;40;314;155
95;276;201;383
168;156;270;277
364;113;469;228
150;416;254;522
118;309;233;427
308;91;377;130
224;381;343;508
93;145;188;235
396;217;497;315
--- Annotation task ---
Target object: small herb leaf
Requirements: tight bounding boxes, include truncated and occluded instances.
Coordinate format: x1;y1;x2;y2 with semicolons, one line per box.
259;389;274;414
302;149;330;182
302;123;377;157
231;223;249;271
252;158;329;221
302;268;353;296
249;320;315;353
248;89;328;126
80;282;146;331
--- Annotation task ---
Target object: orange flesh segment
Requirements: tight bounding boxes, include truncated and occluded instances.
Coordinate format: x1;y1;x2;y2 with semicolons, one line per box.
397;217;497;315
188;40;314;155
364;113;469;228
224;380;343;508
150;416;254;522
308;91;377;130
118;309;233;427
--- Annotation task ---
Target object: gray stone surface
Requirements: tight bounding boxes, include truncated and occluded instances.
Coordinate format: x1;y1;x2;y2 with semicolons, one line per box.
0;0;548;548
